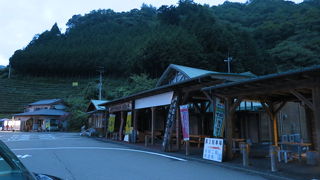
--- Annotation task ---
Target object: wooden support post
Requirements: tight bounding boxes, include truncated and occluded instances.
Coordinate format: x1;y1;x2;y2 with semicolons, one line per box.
271;113;279;147
245;117;249;139
201;102;206;135
119;111;124;141
212;96;216;132
261;102;286;147
186;141;190;156
104;111;108;138
133;109;138;131
225;98;243;160
151;107;155;145
312;86;320;151
194;103;203;135
176;106;181;150
225;98;233;160
261;103;276;145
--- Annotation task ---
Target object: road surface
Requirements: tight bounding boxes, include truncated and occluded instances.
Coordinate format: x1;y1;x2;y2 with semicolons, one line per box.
0;132;268;180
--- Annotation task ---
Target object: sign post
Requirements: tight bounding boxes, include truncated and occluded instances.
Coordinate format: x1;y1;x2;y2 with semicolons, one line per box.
213;98;225;137
203;138;224;162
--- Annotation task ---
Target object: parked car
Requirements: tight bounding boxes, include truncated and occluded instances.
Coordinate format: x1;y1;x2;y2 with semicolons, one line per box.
0;140;62;180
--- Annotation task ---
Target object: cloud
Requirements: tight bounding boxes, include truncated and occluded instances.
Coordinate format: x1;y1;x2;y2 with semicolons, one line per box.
0;54;8;66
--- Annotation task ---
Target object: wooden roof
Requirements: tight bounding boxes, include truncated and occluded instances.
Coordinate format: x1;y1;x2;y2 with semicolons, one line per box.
101;72;252;107
203;65;320;102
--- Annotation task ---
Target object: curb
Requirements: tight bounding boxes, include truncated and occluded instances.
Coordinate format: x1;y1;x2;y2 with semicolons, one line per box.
93;137;295;180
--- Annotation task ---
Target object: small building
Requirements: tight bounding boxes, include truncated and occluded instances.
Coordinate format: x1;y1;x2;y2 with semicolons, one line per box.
86;100;108;135
13;99;68;131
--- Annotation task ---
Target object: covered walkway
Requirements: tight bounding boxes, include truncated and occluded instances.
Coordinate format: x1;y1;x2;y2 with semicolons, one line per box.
203;65;320;161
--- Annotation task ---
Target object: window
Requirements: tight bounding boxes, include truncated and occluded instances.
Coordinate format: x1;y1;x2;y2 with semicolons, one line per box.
0;154;13;174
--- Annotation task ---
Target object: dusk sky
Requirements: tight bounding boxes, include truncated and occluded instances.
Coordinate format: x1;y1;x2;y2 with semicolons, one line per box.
0;0;303;66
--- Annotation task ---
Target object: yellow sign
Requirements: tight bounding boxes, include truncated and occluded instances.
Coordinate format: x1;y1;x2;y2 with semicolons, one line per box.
125;112;132;134
108;114;116;133
45;120;50;130
72;82;78;87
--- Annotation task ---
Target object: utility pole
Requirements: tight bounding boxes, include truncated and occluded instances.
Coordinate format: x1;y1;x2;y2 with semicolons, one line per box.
8;65;11;79
224;53;233;73
97;67;104;100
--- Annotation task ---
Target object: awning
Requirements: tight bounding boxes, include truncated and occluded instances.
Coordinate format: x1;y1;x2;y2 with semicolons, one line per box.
135;91;173;109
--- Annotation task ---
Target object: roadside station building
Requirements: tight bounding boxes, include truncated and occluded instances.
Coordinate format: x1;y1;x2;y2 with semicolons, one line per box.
101;64;320;165
100;64;254;151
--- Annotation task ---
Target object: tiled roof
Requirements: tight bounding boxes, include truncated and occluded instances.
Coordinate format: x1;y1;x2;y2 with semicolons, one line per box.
29;99;62;106
14;109;67;117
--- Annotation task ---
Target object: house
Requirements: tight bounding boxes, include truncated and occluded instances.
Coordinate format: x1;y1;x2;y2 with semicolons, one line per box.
86;100;108;135
13;99;68;131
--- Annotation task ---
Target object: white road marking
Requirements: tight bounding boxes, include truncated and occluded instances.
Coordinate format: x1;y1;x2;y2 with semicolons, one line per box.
16;154;32;159
12;147;187;161
39;134;56;140
0;134;68;142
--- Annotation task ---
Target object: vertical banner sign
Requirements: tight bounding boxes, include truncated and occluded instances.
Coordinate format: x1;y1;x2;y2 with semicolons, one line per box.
203;138;224;162
213;98;225;137
162;95;178;151
179;105;190;141
125;112;132;134
108;114;115;133
45;120;50;130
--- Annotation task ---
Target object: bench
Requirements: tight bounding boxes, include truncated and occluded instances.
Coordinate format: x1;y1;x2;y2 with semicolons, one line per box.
182;135;210;148
232;138;246;153
144;131;162;146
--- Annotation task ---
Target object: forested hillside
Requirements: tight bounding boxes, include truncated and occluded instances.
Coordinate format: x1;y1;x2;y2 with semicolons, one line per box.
9;0;320;78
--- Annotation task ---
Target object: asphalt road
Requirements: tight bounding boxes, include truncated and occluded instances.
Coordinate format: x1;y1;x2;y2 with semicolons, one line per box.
0;132;267;180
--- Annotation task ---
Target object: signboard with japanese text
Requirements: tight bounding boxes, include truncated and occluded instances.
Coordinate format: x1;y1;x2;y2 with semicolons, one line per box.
213;98;225;137
203;138;224;162
179;105;190;141
108;114;115;133
109;101;132;113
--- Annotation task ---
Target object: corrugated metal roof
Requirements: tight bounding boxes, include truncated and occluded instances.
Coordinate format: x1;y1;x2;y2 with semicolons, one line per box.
171;64;217;78
90;100;108;111
156;64;255;87
29;99;62;106
202;65;320;92
14;109;68;116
